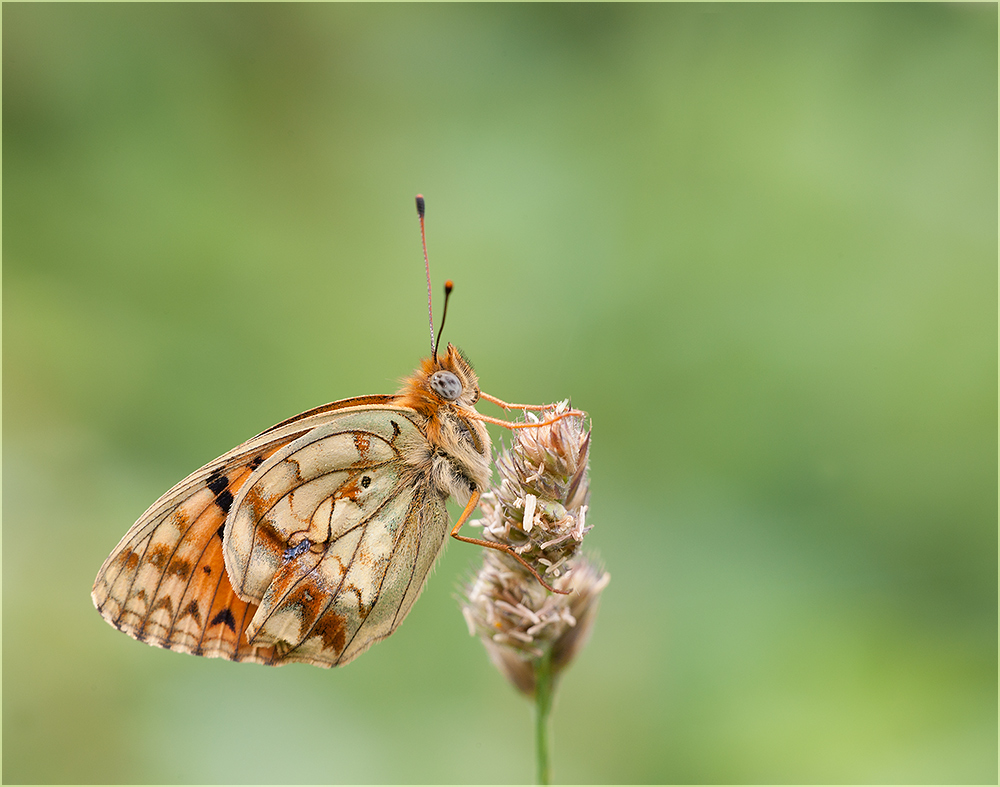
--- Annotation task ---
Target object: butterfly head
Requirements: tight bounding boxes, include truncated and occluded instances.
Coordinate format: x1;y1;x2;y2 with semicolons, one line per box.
426;343;480;407
394;343;491;487
394;343;483;417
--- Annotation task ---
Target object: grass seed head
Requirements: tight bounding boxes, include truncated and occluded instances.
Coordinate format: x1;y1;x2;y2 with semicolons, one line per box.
462;403;608;696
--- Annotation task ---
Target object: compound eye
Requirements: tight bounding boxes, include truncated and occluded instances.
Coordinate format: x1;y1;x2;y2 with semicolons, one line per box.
429;370;463;401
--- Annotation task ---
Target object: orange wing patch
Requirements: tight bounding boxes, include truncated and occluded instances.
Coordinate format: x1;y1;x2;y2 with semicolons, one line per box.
93;448;287;665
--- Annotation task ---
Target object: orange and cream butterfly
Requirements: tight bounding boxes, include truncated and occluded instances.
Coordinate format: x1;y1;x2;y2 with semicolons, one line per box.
92;195;580;668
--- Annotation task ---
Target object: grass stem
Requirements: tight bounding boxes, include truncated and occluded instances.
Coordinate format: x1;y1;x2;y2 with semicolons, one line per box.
535;646;554;785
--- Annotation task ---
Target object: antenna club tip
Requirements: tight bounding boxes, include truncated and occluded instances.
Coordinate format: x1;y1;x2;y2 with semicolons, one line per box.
444;280;454;292
415;195;425;217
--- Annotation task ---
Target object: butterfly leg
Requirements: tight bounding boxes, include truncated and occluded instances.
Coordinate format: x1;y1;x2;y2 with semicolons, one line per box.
471;408;586;432
450;490;569;595
479;391;556;411
478;392;586;426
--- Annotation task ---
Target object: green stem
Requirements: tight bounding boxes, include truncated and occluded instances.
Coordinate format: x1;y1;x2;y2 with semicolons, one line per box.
534;647;554;785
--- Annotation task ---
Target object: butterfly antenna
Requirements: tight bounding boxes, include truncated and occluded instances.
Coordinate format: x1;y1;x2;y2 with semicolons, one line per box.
416;194;436;357
434;280;453;361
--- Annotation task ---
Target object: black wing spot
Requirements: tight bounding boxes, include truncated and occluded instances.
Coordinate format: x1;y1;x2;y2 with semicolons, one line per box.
390;420;401;439
249;455;264;470
215;523;226;542
206;470;229;496
181;600;203;626
203;565;212;574
215;488;234;514
361;476;372;489
210;608;237;633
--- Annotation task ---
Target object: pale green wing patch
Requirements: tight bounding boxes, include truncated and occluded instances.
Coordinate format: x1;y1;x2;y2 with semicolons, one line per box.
223;409;451;666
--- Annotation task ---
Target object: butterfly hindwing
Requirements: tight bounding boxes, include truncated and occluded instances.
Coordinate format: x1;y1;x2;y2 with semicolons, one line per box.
224;409;451;666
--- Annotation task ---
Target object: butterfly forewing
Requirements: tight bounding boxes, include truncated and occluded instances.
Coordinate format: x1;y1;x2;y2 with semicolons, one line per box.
93;403;456;667
91;443;293;664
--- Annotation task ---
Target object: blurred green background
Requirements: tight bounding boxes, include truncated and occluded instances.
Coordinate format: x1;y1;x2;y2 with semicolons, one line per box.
3;4;996;784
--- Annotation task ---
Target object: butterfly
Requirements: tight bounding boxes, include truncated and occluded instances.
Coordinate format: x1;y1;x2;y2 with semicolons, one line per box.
91;195;580;668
